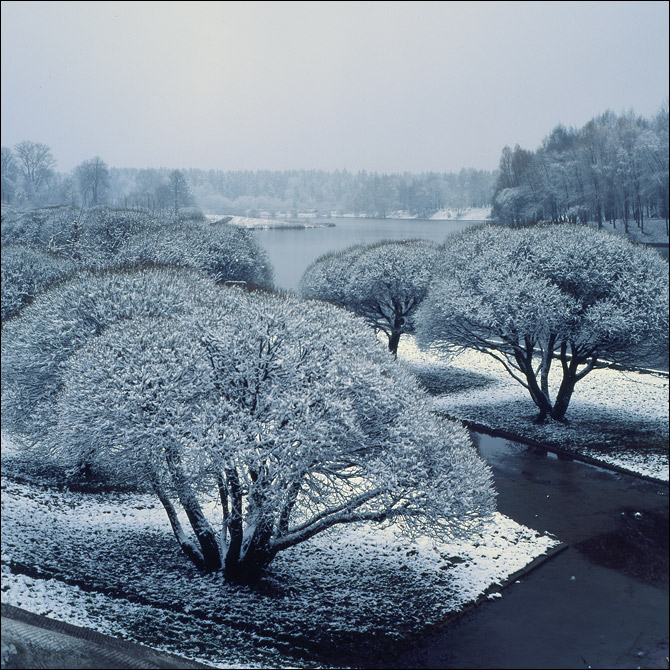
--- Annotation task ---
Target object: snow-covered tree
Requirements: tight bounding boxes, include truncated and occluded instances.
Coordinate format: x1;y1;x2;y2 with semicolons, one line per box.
1;146;19;204
50;291;494;583
416;224;669;422
1;267;237;441
121;220;274;288
167;169;195;215
1;206;274;287
300;240;441;356
13;140;56;206
75;156;111;207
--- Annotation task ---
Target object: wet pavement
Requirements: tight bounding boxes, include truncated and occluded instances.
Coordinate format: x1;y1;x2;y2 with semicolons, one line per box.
375;433;669;669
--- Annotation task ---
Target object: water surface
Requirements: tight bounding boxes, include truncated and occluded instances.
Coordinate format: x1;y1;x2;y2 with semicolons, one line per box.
251;217;485;290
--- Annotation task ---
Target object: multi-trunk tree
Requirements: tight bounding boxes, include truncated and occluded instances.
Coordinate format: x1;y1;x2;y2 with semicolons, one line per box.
416;224;669;422
46;289;494;583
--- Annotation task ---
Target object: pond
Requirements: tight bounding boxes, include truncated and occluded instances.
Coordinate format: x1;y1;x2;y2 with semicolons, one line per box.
250;217;486;290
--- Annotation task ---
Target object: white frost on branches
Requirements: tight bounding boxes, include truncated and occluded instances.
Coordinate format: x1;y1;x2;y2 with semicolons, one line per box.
416;224;669;421
48;289;495;582
300;239;441;356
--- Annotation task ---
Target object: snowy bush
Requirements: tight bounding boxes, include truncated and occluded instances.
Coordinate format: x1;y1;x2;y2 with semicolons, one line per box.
74;207;161;262
1;244;76;321
113;220;274;288
300;239;441;356
1;267;238;441
51;291;495;583
416;224;669;422
1;206;274;287
1;204;80;251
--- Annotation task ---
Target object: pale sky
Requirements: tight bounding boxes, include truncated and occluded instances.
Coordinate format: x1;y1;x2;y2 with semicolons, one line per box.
1;1;668;173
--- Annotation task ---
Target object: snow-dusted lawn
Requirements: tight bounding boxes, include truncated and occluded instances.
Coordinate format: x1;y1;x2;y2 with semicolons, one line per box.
587;217;669;245
398;338;669;482
1;432;558;669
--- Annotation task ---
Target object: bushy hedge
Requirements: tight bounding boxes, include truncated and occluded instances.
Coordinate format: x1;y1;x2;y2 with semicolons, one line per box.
1;245;76;322
1;206;274;322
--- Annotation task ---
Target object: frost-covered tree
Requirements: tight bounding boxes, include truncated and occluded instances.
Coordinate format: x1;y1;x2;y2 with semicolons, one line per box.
1;146;18;204
121;220;274;288
51;291;495;583
14;140;56;205
416;224;669;422
1;206;274;287
491;107;670;229
167;169;195;214
300;240;441;356
1;267;236;441
75;156;110;207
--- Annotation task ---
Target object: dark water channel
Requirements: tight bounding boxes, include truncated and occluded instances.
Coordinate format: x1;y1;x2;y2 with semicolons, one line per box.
378;433;669;669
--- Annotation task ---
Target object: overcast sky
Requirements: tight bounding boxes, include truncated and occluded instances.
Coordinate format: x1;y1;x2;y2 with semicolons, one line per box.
1;1;668;174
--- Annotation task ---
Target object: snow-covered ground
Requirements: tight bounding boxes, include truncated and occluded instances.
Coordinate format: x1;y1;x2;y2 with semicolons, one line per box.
398;337;669;482
585;217;669;245
1;431;558;668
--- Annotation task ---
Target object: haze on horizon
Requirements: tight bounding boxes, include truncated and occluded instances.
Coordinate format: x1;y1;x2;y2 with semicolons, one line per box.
1;0;668;175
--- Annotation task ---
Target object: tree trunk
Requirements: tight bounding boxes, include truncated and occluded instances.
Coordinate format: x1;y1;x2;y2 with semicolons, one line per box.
150;474;206;571
224;467;244;577
165;450;221;572
388;330;402;357
550;372;577;421
224;547;275;585
540;334;556;398
515;342;552;421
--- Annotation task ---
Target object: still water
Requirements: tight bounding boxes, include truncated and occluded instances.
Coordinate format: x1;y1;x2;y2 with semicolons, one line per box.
251;217;485;291
251;217;669;290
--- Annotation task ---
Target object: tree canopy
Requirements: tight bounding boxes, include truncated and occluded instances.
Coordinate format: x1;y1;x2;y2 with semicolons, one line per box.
300;239;441;356
1;267;236;440
43;288;494;583
0;205;274;321
416;224;669;421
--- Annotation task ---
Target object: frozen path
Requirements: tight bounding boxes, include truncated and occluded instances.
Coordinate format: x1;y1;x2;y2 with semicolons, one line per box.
375;433;669;669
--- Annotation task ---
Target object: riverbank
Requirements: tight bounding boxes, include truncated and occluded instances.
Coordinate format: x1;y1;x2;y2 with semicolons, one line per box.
399;338;669;483
206;214;335;230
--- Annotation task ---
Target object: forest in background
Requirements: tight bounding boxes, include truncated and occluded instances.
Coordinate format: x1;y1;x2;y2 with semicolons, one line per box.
492;106;669;231
0;148;495;220
2;106;667;225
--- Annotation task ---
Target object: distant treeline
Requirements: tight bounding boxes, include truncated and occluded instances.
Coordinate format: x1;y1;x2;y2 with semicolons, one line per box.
178;168;496;218
1;143;495;218
6;105;666;227
492;106;669;231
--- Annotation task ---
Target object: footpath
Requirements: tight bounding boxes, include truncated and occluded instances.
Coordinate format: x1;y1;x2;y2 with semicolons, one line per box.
373;433;669;669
